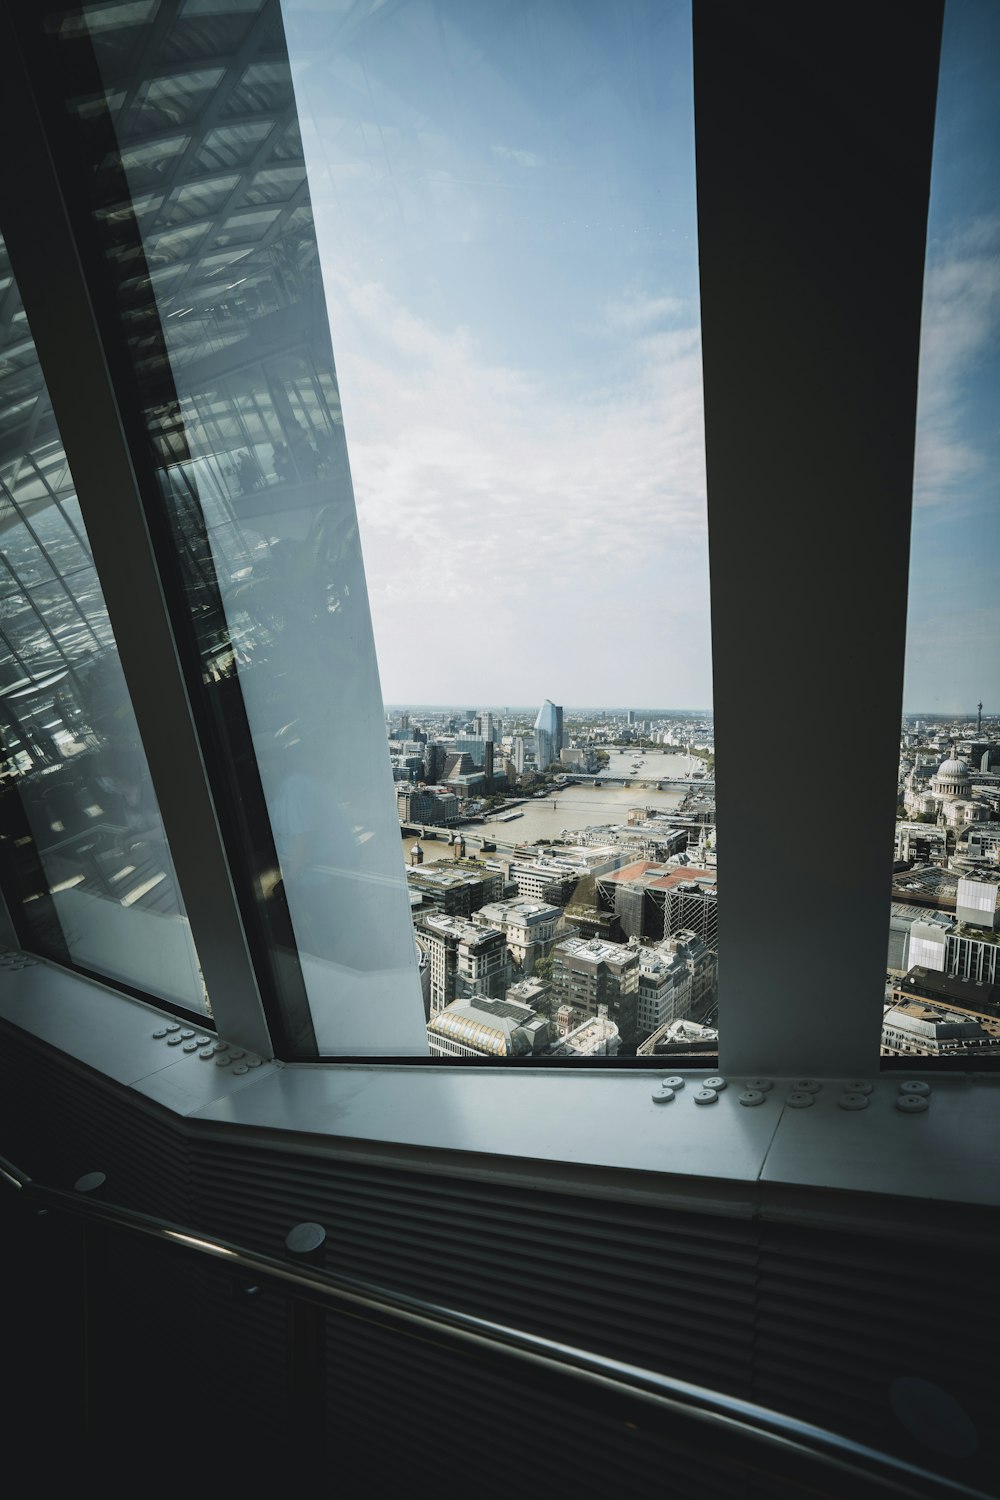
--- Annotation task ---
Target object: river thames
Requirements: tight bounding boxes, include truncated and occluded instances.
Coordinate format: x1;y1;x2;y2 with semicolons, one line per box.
400;749;705;865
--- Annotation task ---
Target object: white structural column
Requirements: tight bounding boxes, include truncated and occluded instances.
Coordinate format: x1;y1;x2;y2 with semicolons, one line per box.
694;2;944;1076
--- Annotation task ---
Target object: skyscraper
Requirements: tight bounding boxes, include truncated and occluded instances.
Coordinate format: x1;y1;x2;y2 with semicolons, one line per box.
534;699;563;770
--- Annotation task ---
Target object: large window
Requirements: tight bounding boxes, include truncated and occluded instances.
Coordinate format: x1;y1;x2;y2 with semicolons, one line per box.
0;234;207;1013
0;1;965;1083
888;0;1000;1060
285;0;716;1060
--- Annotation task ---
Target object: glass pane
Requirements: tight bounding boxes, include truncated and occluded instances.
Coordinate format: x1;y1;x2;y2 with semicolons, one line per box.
285;0;717;1058
46;0;715;1059
890;0;1000;1060
0;240;207;1014
49;0;426;1056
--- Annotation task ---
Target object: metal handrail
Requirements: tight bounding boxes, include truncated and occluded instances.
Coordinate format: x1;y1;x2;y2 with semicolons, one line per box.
1;1152;989;1500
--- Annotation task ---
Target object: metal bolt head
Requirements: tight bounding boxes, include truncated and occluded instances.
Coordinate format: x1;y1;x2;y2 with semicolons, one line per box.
839;1093;869;1110
786;1091;815;1108
694;1088;719;1104
899;1080;931;1096
896;1094;929;1113
285;1222;326;1258
739;1089;766;1107
75;1172;106;1194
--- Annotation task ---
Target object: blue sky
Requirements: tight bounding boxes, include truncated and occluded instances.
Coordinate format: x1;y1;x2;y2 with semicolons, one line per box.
904;0;1000;715
285;0;710;707
284;0;998;715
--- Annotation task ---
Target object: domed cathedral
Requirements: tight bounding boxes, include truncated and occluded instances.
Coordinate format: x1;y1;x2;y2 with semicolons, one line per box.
904;745;986;828
931;751;972;801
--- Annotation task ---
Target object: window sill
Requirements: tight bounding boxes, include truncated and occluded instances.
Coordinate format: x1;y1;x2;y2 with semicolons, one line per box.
1;956;998;1218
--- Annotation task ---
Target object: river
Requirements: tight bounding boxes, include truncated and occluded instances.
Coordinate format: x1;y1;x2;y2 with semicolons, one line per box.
400;749;706;865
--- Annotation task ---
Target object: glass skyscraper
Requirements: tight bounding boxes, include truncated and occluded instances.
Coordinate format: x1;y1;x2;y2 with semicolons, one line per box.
534;699;563;771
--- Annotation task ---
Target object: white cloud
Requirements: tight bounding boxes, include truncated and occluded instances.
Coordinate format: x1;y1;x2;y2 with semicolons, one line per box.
491;145;545;169
603;294;687;332
913;215;1000;509
320;265;712;702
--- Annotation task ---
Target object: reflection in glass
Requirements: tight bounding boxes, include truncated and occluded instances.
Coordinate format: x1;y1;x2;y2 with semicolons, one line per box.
0;237;206;1013
52;0;425;1054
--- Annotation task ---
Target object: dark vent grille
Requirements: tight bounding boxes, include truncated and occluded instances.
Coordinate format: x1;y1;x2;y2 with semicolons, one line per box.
325;1311;756;1500
191;1139;759;1399
755;1221;999;1495
0;1024;190;1219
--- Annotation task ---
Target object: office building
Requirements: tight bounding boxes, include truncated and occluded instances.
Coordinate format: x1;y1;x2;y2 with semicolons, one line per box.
544;1006;620;1058
427;993;549;1057
550;936;640;1049
635;941;693;1040
415;911;509;1015
472;898;560;975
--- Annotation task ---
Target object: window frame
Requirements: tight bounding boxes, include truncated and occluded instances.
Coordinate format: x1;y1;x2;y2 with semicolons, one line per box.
0;0;981;1092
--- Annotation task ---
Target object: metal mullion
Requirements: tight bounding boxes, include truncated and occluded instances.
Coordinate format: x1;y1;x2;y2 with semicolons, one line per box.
0;10;273;1058
160;109;298;309
157;0;283;190
1;486;104;654
694;2;944;1077
0;547;87;697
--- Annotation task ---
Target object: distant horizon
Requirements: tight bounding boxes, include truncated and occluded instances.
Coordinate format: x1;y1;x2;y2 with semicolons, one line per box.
383;704;714;716
383;703;997;721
